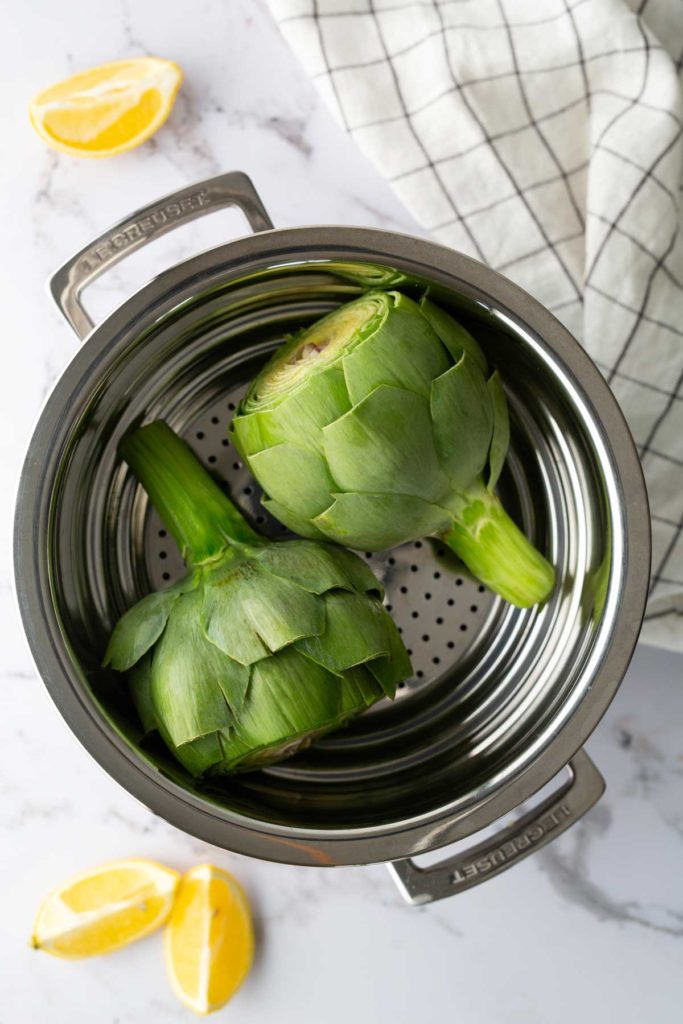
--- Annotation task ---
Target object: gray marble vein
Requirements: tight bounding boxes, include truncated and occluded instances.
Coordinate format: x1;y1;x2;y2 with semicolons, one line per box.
539;805;683;938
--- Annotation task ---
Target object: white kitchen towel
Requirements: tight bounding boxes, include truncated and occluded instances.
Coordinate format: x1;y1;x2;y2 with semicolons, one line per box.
267;0;683;650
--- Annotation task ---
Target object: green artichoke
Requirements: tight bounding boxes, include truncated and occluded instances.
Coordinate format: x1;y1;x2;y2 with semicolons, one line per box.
104;422;410;776
231;291;555;607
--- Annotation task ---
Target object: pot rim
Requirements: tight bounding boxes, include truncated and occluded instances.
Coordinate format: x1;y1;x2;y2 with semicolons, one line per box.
14;225;651;866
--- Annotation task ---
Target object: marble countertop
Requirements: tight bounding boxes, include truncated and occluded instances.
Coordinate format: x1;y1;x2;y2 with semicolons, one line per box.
1;1;682;1021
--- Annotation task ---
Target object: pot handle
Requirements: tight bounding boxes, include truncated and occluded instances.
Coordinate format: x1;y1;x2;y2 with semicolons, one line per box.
48;171;274;339
388;749;604;905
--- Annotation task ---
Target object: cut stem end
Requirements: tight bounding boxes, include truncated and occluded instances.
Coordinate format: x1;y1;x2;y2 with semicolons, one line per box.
442;490;555;608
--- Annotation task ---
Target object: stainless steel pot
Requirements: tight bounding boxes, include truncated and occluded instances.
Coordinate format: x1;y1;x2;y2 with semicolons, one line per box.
14;172;650;904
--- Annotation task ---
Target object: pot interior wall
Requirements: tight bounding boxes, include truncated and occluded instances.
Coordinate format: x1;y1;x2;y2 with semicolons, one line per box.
48;258;616;830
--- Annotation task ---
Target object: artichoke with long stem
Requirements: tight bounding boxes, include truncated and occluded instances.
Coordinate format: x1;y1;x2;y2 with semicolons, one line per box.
231;291;555;608
104;422;411;776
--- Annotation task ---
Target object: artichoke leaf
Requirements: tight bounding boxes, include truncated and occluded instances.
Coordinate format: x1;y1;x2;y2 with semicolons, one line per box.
263;365;352;443
202;560;324;665
216;649;384;770
103;582;188;671
314;491;448;549
323;385;449;501
128;653;158;737
419;297;488;374
368;612;414;697
167;728;227;778
257;539;382;597
341;664;392;708
430;353;494;490
487;370;510;490
342;292;450;404
150;591;245;747
231;411;266;460
235;365;351;454
261;497;328;540
295;590;392;672
248;442;335;519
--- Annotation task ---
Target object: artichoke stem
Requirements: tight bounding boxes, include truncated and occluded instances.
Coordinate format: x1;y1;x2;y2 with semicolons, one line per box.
441;488;555;608
121;422;260;563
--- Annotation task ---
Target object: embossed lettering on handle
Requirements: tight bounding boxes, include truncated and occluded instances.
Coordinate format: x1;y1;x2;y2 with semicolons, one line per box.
49;171;274;339
389;749;604;905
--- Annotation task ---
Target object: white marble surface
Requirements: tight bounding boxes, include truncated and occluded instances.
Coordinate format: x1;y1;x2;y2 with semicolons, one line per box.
1;1;682;1021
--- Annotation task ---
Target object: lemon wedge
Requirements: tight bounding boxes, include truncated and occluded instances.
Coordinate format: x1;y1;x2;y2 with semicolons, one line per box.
31;858;179;958
29;57;183;158
165;864;254;1015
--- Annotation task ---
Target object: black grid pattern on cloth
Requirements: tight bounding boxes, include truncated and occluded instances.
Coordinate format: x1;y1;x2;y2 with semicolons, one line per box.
269;0;683;646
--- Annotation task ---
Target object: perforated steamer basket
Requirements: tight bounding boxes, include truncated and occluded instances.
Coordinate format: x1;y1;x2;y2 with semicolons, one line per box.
14;172;650;904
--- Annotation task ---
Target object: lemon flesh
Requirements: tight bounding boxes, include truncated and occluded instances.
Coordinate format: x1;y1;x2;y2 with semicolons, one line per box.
29;57;183;158
165;864;254;1015
32;858;179;959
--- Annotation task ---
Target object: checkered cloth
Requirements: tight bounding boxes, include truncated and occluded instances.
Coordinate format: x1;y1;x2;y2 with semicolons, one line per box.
267;0;683;650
